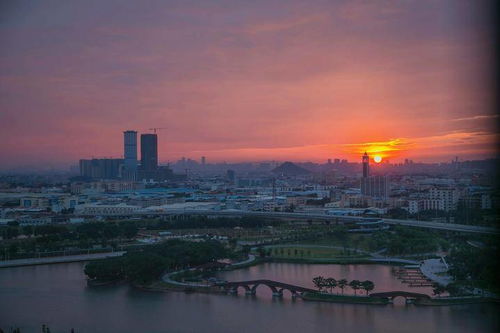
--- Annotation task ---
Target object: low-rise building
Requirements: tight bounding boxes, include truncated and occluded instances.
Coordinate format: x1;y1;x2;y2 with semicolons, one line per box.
77;203;141;216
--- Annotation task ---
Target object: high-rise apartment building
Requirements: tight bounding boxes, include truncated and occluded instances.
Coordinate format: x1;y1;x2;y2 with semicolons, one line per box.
361;175;389;198
140;133;158;171
123;130;138;180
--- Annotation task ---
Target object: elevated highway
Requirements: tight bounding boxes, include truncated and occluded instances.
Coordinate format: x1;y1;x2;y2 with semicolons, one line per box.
129;209;498;235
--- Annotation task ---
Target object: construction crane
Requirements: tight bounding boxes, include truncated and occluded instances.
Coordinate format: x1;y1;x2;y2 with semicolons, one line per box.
148;127;166;134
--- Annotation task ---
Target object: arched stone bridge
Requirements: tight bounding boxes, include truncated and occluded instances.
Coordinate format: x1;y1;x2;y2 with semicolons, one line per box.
370;291;431;304
221;279;316;297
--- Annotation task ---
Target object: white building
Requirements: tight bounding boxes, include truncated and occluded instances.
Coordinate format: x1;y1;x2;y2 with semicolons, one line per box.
408;200;420;214
422;199;445;211
481;194;492;209
429;188;459;211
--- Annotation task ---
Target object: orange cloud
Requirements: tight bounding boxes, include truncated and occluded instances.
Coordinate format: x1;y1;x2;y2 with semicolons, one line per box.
342;139;413;159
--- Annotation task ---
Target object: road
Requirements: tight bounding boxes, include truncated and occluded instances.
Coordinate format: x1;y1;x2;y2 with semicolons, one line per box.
0;251;126;268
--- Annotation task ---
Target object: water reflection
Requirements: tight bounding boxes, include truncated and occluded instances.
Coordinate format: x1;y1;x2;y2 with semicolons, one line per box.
216;262;435;298
0;262;498;333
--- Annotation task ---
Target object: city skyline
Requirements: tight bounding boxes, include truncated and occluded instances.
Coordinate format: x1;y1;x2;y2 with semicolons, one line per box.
3;129;500;173
1;0;498;169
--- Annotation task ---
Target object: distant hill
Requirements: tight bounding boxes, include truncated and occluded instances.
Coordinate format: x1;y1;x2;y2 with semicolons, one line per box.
271;162;311;176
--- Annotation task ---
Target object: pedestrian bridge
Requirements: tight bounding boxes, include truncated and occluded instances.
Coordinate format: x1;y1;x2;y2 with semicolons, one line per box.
221;279;316;297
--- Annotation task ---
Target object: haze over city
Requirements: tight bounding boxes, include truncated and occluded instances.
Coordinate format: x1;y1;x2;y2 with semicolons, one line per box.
0;0;498;170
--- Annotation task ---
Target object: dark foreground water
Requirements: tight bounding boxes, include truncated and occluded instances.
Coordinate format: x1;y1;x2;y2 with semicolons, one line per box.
0;262;498;333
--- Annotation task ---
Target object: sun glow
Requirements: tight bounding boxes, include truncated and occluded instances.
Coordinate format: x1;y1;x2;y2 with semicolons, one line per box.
373;155;382;163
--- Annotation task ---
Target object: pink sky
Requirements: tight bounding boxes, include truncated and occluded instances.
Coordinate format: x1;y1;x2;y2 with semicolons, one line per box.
0;0;497;169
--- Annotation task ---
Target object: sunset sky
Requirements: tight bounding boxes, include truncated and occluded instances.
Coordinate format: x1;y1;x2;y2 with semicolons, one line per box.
0;0;497;169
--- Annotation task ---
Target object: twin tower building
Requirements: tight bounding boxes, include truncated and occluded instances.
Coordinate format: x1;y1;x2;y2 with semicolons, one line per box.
79;130;173;181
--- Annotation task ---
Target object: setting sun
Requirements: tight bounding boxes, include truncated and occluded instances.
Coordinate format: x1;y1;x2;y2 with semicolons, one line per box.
373;155;382;163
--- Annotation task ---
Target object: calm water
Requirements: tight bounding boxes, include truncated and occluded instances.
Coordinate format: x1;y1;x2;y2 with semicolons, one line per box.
0;262;498;333
216;262;435;296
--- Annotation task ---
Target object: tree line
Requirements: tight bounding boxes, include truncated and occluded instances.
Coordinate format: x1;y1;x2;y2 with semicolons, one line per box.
312;276;375;295
84;239;228;284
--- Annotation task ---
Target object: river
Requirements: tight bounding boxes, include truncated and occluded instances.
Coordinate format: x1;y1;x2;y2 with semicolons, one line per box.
0;262;498;333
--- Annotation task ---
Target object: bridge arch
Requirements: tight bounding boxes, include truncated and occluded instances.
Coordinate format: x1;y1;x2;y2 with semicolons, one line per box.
370;291;430;303
236;285;251;293
278;288;300;298
222;279;315;298
250;283;278;294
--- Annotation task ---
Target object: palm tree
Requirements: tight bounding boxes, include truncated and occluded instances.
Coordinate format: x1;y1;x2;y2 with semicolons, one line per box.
349;280;361;295
312;276;325;292
361;280;375;295
326;278;337;294
337;279;348;295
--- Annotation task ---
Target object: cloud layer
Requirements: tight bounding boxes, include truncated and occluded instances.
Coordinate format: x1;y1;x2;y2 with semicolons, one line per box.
0;0;497;169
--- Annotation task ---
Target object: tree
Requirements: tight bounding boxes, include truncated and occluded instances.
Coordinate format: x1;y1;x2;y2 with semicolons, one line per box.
361;280;375;295
84;240;228;285
22;225;34;236
8;243;18;256
84;258;124;281
337;279;348;295
124;253;167;284
386;208;408;219
349;280;361;295
312;276;325;292
325;278;337;294
228;238;237;249
445;283;460;296
257;246;266;258
433;284;446;298
5;227;19;239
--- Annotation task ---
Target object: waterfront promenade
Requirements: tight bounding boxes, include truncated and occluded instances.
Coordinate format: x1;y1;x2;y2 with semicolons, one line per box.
0;251;126;268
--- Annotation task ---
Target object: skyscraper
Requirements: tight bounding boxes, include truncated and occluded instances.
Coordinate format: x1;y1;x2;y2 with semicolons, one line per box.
123;130;137;180
362;151;369;178
140;133;158;171
360;152;388;198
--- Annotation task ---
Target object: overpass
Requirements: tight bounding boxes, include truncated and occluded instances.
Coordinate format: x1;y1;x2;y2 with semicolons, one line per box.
126;209;498;235
381;218;497;234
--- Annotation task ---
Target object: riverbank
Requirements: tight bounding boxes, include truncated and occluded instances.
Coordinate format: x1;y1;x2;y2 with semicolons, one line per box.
266;257;375;265
414;296;500;306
